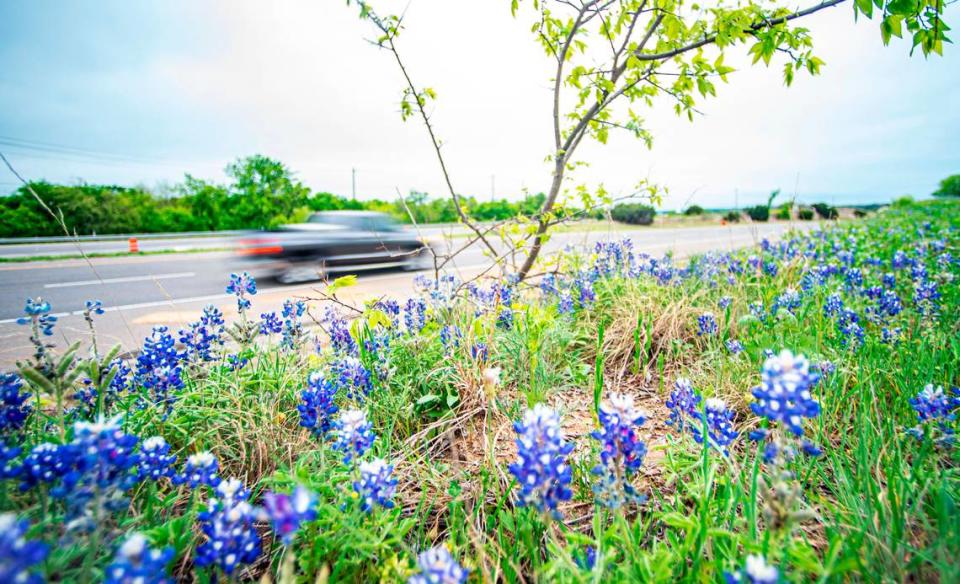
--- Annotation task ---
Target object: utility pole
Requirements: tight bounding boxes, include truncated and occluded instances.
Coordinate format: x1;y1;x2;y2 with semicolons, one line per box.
351;168;357;200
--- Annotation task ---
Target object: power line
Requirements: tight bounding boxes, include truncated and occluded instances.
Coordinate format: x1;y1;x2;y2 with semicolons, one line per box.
0;135;184;166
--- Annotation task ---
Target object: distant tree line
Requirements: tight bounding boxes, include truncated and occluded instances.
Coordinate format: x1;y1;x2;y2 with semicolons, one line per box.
0;155;550;237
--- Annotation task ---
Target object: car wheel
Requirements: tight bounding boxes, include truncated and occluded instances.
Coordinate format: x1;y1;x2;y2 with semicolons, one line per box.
276;263;323;284
404;247;434;271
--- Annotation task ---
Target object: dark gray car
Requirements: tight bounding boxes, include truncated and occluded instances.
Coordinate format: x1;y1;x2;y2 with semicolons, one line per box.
239;211;436;283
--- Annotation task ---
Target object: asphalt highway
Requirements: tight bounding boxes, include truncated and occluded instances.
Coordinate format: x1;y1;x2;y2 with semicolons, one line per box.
0;222;811;367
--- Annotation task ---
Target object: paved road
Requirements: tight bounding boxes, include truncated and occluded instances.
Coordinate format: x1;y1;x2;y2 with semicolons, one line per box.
0;222;810;367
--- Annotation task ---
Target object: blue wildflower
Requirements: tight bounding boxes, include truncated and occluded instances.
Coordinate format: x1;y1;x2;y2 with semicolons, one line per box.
508;404;574;516
226;272;257;313
332;409;376;463
137;436;177;482
16;298;57;336
719;296;733;309
666;378;701;431
260;486;316;545
331;357;373;399
592;393;647;508
173;451;220;489
404;298;427;334
0;514;48;584
104;532;174;584
18;442;77;491
259;312;283;335
726;339;745;355
440;325;461;351
693;398;739;456
913;279;940;317
323;307;358;356
135;327;184;414
471;343;488;363
195;479;261;575
557;290;574;314
697;312;718;336
0;373;31;436
353;458;397;512
298;372;339;438
180;305;225;362
408;545;468;584
750;350;820;437
907;384;959;445
280;299;307;349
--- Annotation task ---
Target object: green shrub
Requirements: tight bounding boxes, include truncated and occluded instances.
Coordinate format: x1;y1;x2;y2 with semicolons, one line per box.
745;205;769;221
853;208;869;218
932;174;960;197
775;203;793;220
683;204;705;216
610;203;656;225
798;208;814;220
812;202;838;219
892;195;915;208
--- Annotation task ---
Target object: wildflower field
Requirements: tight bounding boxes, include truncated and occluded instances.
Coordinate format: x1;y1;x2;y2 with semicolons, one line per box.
2;200;958;583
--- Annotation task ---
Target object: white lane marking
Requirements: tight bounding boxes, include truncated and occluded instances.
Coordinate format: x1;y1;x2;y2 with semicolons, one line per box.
44;272;197;289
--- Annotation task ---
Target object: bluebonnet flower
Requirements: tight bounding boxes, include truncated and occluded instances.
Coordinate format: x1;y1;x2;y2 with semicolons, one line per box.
331;357;373;399
726;339;745;355
0;513;49;584
61;416;141;531
136;327;184;414
109;358;132;396
877;289;903;318
195;479;261;576
823;293;844;318
323;307;358;356
138;436;177;482
404;298;427;334
353;458;397;512
497;307;514;330
592;393;647;508
891;250;909;269
471;343;488;363
725;554;779;584
907;384;959;445
180;305;225;362
666;378;701;431
173;451;220;488
279;299;306;349
557;290;574;314
697;312;718;336
259;312;283;335
333;409;376;463
104;532;174;584
408;545;468;584
751;350;820;437
574;546;598;571
818;361;835;376
16;298;57;336
771;288;801;315
260;486;317;545
749;301;766;322
226;272;257;312
910;263;928;282
18;442;77;491
0;444;20;479
719;296;733;309
747;255;761;270
0;373;31;436
298;372;339;438
913;279;940;317
693;398;739;456
414;274;460;309
881;327;902;345
881;272;896;288
227;353;249;371
374;299;401;329
440;325;461;351
842;267;863;288
839;321;865;349
83;299;105;326
575;274;596;305
762;261;778;277
508;403;574;516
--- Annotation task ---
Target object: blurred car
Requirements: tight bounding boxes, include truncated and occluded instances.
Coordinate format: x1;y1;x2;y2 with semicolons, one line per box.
238;211;437;283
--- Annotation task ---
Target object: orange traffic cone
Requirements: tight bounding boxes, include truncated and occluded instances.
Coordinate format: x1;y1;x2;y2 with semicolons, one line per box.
129;237;140;253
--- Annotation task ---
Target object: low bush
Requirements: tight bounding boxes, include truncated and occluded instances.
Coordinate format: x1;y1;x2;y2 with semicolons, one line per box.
812;202;839;219
798;207;815;220
610;202;657;225
724;210;741;222
745;204;770;221
683;204;705;216
775;202;793;220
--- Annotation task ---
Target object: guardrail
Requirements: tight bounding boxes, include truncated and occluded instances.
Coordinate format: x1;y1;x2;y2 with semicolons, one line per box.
0;230;250;245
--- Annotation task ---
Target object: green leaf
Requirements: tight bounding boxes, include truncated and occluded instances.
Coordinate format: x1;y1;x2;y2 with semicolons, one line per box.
20;366;55;395
328;274;358;294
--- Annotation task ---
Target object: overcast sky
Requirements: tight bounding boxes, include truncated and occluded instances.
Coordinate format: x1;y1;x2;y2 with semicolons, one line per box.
0;1;958;210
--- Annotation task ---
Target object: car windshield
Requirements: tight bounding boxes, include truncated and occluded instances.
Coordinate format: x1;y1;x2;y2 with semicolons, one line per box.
307;213;399;232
